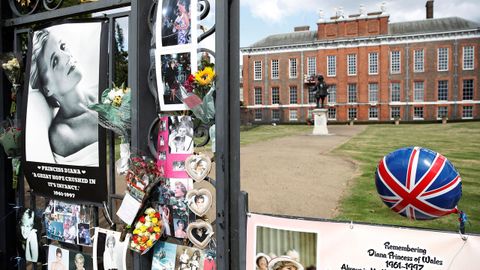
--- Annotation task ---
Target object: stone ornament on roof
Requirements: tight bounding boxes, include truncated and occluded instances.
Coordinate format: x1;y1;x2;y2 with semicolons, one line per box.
317;9;325;23
380;1;387;14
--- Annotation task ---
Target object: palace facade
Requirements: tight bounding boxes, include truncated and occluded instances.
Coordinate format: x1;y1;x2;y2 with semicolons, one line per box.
240;2;480;123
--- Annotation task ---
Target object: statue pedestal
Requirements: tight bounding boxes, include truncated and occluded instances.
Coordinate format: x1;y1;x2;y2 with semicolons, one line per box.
312;108;329;135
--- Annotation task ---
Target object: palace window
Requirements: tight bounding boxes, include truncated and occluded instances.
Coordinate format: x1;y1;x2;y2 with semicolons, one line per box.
368;52;378;75
462;106;473;119
368;83;378;103
437;48;449;71
307;57;316;77
272;109;280;121
271;87;279;104
289;110;298;121
254;109;262;121
437;106;448;119
289;86;298;104
254;61;262;80
348;84;357;103
254;87;262;105
271;59;279;79
413;81;424;102
463;79;474;100
328;84;336;104
390;50;401;74
463;46;474;70
347;54;357;76
369;107;378;119
414;107;424;119
289;58;297;78
438;80;448;101
391;107;400;119
414;49;424;72
327;107;336;120
327;55;336;77
348;108;357;120
390;83;401;102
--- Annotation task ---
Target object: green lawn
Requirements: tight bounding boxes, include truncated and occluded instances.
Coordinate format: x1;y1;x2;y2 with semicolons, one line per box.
240;124;312;146
333;122;480;233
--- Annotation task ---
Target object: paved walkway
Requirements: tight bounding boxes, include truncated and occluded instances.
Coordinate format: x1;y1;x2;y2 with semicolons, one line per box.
240;125;367;219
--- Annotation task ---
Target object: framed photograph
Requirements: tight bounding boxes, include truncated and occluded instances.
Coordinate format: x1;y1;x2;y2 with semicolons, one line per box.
48;245;70;270
159;0;193;47
77;223;92;246
175;246;205;270
92;228;130;270
152;241;177;270
69;250;93;270
157;52;197;111
22;20;108;204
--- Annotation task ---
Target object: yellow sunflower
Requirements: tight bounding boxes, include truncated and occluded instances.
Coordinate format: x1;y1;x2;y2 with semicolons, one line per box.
195;67;215;86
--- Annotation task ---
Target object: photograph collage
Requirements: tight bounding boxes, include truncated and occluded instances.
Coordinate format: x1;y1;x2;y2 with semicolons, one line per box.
156;0;199;111
44;200;93;246
47;245;93;270
152;241;216;270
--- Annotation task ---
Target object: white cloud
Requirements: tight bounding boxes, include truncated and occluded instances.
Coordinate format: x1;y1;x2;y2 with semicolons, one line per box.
241;0;319;23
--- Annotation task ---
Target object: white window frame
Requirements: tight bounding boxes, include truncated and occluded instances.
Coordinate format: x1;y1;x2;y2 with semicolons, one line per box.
254;61;262;80
254;88;262;105
390;83;401;102
348;84;357;103
327;55;336;77
437;47;449;71
368;52;378;75
368;83;378;103
463;46;474;70
390;50;401;74
328;84;336;104
272;109;280;121
289;110;298;121
369;107;379;120
271;59;279;79
289;86;297;104
413;107;424;120
413;81;424;102
390;107;400;120
462;106;473;119
327;107;336;120
414;49;424;73
289;58;297;78
438;80;448;101
348;108;357;120
463;79;474;100
437;106;448;120
271;87;279;104
347;54;357;76
254;109;262;121
307;57;316;77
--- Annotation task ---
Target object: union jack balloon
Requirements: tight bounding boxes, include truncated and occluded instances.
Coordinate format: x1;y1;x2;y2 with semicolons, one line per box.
375;147;462;220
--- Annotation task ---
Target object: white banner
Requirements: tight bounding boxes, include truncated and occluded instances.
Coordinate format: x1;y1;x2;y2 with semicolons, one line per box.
247;213;480;270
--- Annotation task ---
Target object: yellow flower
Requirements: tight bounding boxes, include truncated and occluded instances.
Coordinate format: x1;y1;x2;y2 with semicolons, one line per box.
151;217;158;224
112;95;122;107
195;67;215;86
140;225;147;232
153;226;161;233
133;229;141;235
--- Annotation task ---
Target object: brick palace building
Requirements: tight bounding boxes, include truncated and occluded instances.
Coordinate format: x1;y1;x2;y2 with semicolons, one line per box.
240;1;480;123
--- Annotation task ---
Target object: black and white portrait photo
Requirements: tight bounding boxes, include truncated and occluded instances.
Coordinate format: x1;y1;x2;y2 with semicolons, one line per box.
17;208;40;263
25;22;102;167
92;228;129;270
160;0;193;47
22;20;108;204
69;251;93;270
168;116;194;154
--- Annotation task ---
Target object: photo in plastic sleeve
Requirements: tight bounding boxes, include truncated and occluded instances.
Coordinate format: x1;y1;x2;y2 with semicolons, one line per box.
69;250;93;270
175;245;205;270
152;241;177;270
17;208;42;263
45;213;65;242
54;200;80;216
48;245;70;270
168;115;194;154
160;0;193;47
255;225;317;270
92;227;130;270
77;223;92;246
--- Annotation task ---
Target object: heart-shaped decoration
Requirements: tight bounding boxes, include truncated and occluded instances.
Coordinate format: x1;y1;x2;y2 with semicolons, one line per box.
185;154;212;182
186;221;214;249
186;188;213;217
37;166;42;170
81;170;86;174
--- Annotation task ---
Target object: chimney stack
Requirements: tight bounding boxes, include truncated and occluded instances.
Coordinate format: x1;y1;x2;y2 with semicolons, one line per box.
426;0;434;19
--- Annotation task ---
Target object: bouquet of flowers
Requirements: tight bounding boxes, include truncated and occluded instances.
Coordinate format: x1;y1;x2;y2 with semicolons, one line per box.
126;156;164;201
130;207;162;254
88;83;131;173
1;53;23;115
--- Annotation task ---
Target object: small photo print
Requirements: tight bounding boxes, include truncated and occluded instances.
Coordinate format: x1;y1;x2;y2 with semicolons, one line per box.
159;151;167;160
152;241;177;270
159;53;192;109
173;218;188;239
175;246;204;270
255;226;317;270
69;250;93;270
172;161;185;171
48;245;69;270
156;204;173;237
93;228;130;270
160;0;192;47
168;178;194;203
54;201;80;216
168;116;194;154
62;215;78;244
17;208;41;263
45;214;65;242
77;223;92;246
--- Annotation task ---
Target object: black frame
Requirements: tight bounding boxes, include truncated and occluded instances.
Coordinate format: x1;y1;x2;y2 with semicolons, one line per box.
1;1;244;270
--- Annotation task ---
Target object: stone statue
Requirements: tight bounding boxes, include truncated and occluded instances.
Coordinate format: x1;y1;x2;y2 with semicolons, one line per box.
310;75;330;108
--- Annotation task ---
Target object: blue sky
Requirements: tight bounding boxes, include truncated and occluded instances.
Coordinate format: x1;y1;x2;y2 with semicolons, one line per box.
240;0;480;47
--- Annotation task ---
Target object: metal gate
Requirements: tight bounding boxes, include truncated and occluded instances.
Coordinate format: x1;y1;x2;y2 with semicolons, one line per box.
0;0;244;269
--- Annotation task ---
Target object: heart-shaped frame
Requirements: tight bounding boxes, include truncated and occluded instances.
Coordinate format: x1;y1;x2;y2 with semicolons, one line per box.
185;154;212;182
186;188;213;217
186;221;214;249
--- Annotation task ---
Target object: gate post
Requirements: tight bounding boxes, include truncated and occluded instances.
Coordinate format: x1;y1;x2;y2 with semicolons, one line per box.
215;0;245;269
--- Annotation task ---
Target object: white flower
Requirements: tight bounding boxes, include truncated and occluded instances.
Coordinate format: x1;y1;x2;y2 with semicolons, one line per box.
103;99;112;104
107;89;117;100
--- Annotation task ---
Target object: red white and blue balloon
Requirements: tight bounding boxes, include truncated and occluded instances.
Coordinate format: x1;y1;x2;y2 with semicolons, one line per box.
375;147;462;220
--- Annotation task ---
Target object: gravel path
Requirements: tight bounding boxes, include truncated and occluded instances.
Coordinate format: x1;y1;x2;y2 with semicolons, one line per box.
240;125;367;219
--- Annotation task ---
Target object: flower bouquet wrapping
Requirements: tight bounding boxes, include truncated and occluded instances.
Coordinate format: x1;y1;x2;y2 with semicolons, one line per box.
88;84;131;174
0;120;22;189
130;207;163;254
0;53;23;116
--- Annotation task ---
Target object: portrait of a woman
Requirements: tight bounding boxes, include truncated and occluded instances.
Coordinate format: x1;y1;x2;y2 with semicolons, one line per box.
26;23;102;167
18;209;39;262
103;234;118;270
